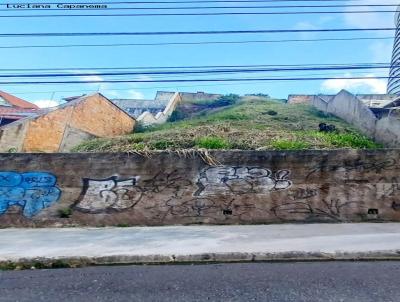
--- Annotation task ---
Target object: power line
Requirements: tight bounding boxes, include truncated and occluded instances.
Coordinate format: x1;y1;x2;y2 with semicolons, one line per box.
0;65;396;78
0;10;396;17
0;28;396;38
0;76;394;85
0;36;394;49
0;63;393;72
6;71;390;94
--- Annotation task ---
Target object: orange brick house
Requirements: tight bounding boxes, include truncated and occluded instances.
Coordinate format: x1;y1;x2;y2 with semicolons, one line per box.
0;93;136;152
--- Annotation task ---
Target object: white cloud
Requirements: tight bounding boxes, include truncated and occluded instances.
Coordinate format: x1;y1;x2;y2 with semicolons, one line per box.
369;41;393;63
343;0;397;30
127;90;144;99
293;21;319;39
32;99;60;108
321;73;387;94
104;89;144;100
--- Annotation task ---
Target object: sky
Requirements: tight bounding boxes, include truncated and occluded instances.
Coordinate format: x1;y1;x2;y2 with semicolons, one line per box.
0;0;398;107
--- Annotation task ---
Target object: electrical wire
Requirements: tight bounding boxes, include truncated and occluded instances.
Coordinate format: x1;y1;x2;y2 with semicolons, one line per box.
0;62;394;72
0;65;396;78
0;75;396;85
0;36;395;50
0;28;396;38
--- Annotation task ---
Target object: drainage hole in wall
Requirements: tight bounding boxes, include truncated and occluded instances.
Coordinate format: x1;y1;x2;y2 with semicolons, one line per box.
368;209;379;215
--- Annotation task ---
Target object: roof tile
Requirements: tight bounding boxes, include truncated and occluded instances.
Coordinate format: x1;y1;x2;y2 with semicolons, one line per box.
0;91;39;109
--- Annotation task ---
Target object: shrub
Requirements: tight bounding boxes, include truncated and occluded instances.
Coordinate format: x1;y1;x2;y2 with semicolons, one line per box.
266;110;278;116
151;140;175;150
246;93;270;98
196;136;230;149
168;109;187;122
133;122;146;133
271;139;311;150
213;94;240;107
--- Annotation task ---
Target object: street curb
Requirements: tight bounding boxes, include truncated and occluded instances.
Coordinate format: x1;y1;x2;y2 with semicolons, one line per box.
2;251;400;270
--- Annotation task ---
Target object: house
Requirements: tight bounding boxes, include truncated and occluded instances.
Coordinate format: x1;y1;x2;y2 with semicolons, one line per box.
0;91;40;126
0;93;136;152
112;91;222;120
112;91;182;126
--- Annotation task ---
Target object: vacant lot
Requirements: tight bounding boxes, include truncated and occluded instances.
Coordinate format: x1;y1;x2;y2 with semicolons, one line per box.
74;96;381;152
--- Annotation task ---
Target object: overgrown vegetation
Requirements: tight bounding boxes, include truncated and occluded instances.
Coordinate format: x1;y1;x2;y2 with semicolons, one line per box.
195;136;230;149
58;208;72;219
74;96;381;152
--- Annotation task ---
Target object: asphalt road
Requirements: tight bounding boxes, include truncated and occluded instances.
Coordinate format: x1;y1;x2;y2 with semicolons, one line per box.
1;262;400;302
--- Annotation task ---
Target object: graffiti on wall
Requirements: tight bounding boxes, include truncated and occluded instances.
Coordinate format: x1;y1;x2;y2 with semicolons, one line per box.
74;176;143;213
74;170;193;213
306;158;398;180
271;198;359;222
161;197;259;221
194;166;292;196
0;172;61;218
72;167;290;218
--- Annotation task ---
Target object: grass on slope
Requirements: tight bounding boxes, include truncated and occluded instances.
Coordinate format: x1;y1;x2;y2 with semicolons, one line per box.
73;97;382;152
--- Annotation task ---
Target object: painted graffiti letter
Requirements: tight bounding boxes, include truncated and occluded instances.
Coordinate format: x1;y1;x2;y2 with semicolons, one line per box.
74;176;143;213
194;166;292;196
0;171;61;218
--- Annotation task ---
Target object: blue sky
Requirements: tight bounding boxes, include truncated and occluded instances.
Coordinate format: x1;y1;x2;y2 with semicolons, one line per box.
0;0;397;107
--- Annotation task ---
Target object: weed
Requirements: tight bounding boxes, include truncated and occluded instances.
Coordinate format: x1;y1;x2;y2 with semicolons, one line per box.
51;260;71;269
58;208;72;219
116;223;130;227
0;262;17;271
196;136;230;149
73;97;380;152
151;140;175;150
271;139;311;150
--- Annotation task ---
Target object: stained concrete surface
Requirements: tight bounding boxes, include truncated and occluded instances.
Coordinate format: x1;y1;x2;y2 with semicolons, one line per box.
1;150;400;227
1;262;400;302
1;224;400;264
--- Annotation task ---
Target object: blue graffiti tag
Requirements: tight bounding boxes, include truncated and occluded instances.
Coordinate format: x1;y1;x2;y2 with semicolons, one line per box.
0;172;61;218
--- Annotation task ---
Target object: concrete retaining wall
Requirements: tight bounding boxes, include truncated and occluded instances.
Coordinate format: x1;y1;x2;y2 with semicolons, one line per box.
291;90;400;147
0;149;399;227
326;90;378;137
137;92;182;126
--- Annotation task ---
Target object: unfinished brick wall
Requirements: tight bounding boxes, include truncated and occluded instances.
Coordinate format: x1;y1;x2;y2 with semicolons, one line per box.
0;94;136;152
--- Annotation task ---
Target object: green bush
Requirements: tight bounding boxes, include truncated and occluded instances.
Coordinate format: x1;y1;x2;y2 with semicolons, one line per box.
213;94;240;107
151;140;176;150
133;122;147;133
168;109;187;122
271;139;311;150
326;133;382;149
196;136;230;149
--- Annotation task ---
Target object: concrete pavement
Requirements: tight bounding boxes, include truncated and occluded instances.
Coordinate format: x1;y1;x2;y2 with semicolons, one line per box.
1;223;400;267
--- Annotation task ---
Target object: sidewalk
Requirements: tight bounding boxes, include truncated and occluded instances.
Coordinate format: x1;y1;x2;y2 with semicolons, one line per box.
1;223;400;267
